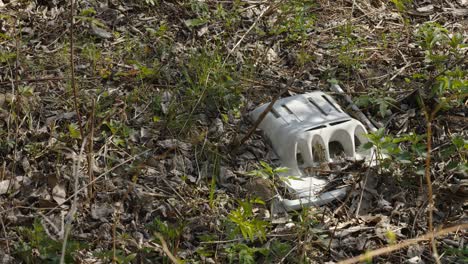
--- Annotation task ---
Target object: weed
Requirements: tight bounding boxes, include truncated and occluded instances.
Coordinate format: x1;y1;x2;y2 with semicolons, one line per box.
225;243;268;264
0;51;16;63
209;151;220;208
355;93;398;118
214;2;242;31
148;217;185;262
440;134;468;173
172;48;242;134
95;250;137;264
247;161;300;188
336;23;365;72
227;198;269;242
442;246;468;263
390;0;413;13
14;220;84;263
269;0;316;42
81;43;102;73
102;120;133;147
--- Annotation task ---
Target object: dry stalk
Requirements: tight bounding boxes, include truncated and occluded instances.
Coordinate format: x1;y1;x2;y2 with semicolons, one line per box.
60;138;87;264
69;0;84;141
0;209;9;254
155;233;182;264
5;16;21;197
87;99;96;200
337;223;468;264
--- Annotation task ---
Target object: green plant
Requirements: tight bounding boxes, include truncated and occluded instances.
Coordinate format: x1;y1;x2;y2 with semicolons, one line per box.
362;128;400;167
228;198;269;242
336;23;365;72
247;161;300;187
225;243;268;264
440;134;468;173
390;0;413;13
102;119;133;147
81;43;102;72
209;152;220;208
266;240;294;262
183;0;210;28
362;129;427;168
213;2;242;30
95;250;137;264
14;220;84;263
269;0;316;42
442;246;468;263
355;93;399;117
417;22;466;67
148;217;184;263
174;48;242;134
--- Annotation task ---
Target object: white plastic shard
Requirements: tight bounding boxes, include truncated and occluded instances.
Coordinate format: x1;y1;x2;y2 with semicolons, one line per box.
250;91;374;211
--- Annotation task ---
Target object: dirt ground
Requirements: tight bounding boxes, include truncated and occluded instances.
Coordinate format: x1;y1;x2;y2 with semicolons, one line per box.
0;0;466;263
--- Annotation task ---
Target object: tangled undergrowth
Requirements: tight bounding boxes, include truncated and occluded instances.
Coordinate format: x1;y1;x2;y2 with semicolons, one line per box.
0;0;466;263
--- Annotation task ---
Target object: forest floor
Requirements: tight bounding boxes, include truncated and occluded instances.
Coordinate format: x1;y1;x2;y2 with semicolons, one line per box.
0;0;467;263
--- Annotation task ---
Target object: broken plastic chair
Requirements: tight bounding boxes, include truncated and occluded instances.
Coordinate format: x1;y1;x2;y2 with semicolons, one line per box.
250;90;374;211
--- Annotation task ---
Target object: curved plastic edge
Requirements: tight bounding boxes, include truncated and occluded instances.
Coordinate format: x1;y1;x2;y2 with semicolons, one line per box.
280;188;348;211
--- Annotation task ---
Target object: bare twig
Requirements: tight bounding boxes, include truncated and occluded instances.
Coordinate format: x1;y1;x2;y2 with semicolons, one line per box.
338;223;468;264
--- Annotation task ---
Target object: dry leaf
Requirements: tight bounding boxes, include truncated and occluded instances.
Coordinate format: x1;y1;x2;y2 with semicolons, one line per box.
52;183;66;205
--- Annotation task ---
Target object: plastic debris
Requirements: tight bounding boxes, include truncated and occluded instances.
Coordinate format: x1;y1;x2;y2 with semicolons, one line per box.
250;90;374;211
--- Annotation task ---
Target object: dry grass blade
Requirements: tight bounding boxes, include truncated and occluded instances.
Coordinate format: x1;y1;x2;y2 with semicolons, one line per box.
155;232;181;264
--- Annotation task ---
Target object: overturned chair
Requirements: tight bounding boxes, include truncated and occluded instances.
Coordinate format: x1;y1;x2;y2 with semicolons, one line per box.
250;90;373;211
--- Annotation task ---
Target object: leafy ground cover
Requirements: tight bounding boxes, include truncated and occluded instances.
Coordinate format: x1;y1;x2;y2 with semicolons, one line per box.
0;0;466;263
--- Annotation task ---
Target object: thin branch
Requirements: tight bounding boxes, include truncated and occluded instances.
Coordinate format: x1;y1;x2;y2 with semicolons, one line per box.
337;223;468;264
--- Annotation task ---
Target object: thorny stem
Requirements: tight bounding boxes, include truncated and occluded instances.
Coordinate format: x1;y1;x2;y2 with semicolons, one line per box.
419;91;468;263
418;93;440;263
424;117;439;262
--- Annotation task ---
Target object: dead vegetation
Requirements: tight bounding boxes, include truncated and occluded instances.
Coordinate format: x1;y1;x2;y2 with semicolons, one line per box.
0;0;467;263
